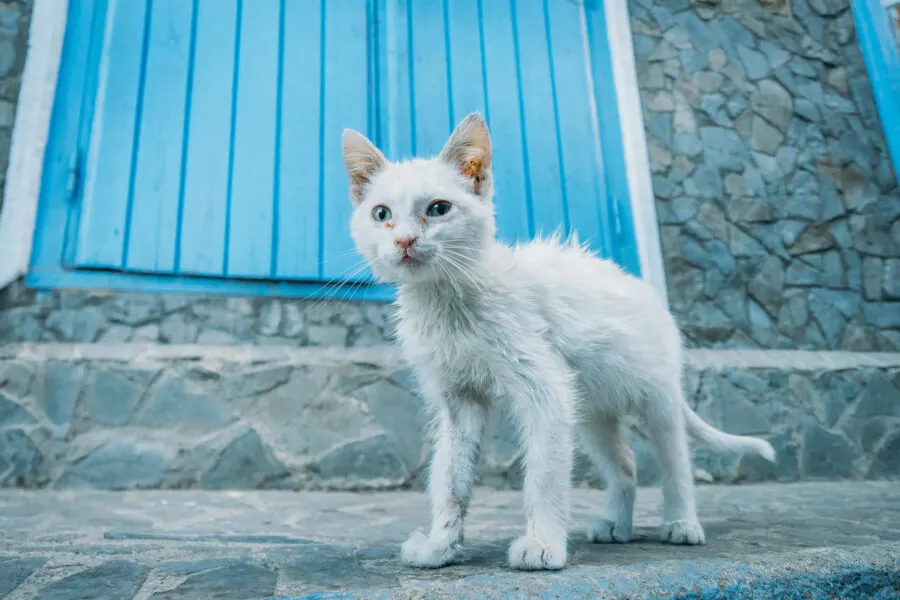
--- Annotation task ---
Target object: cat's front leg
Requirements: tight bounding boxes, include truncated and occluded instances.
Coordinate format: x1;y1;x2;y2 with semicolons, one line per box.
507;364;576;570
401;395;487;568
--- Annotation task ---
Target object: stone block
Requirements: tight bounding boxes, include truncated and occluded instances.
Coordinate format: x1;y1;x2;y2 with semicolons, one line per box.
308;325;348;346
868;429;900;477
148;563;276;599
0;558;46;598
738;45;770;80
0;429;42;487
221;365;291;399
34;561;149;600
316;434;410;483
200;428;287;489
45;309;106;342
105;295;163;326
802;424;861;478
359;379;425;471
83;369;147;427
139;374;235;431
0;390;35;426
42;363;84;432
56;442;165;490
160;313;199;343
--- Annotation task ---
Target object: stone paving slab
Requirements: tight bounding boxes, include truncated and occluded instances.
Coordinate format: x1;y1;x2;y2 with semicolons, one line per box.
0;481;898;599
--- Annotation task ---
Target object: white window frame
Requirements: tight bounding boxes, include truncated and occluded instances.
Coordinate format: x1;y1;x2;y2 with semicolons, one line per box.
0;0;668;303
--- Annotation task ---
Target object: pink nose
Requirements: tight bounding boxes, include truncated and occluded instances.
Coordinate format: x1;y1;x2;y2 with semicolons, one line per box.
395;236;417;250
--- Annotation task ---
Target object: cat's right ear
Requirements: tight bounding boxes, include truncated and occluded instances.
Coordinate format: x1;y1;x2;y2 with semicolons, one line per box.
342;129;387;206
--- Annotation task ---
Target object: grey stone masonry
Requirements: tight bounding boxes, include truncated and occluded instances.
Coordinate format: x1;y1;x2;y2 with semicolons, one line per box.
633;0;900;351
1;343;898;490
0;281;395;347
0;0;29;213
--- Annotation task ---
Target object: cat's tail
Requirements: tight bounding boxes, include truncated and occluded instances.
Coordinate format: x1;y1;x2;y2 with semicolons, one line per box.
682;403;776;462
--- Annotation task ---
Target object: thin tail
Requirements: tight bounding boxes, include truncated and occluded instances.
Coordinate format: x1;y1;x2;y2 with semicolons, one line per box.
682;403;776;462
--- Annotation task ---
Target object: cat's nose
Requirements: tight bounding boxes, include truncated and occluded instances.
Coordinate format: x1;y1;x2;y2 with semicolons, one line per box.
395;236;417;250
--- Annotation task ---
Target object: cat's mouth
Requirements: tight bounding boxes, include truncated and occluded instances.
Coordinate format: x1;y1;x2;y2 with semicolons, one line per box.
400;253;422;267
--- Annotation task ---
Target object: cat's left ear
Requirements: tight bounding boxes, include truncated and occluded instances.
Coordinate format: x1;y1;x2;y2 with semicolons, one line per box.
342;129;387;206
440;113;493;198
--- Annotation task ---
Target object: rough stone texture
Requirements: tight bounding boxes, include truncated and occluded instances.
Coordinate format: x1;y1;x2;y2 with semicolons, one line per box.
1;343;898;491
636;0;900;350
0;482;897;598
0;282;396;347
0;0;29;213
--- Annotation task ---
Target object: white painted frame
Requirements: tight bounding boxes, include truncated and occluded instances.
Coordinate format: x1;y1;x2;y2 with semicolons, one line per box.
0;0;667;301
0;0;67;291
604;0;668;301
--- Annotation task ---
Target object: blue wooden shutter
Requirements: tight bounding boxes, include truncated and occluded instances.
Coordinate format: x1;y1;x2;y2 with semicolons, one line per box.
63;0;639;293
71;0;377;284
381;0;639;270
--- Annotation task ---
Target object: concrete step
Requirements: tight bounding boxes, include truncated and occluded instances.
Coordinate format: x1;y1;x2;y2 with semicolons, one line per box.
1;343;899;490
0;482;898;599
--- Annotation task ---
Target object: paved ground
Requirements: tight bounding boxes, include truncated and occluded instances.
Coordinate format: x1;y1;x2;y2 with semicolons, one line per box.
0;482;898;599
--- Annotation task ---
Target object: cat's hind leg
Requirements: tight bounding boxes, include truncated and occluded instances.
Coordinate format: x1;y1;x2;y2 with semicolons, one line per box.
644;387;705;545
578;413;637;543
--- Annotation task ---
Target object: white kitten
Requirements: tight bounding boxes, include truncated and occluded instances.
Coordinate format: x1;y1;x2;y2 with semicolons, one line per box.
341;113;775;571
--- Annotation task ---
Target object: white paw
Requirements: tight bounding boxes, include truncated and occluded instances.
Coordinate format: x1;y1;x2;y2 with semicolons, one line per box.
507;535;567;570
587;517;632;543
660;520;706;545
400;531;459;568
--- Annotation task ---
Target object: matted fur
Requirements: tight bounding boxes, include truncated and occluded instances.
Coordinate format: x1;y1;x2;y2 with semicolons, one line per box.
341;113;775;571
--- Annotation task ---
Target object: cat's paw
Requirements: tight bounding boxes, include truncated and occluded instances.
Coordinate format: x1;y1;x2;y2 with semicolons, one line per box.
400;531;459;568
587;517;632;543
507;535;567;570
660;520;705;545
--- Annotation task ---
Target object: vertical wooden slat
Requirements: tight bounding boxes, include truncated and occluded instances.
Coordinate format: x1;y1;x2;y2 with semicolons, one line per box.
125;0;194;273
513;0;565;237
445;0;487;125
178;0;238;276
480;0;530;243
585;4;640;274
74;0;149;269
275;0;323;279
30;1;101;270
320;0;370;281
382;0;412;160
546;0;610;257
226;0;280;278
409;0;451;156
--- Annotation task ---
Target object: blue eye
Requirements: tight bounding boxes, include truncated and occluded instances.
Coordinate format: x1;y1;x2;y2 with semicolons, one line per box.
426;200;452;217
372;205;391;222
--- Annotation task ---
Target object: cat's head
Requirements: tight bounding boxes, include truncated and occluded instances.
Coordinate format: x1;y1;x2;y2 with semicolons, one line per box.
341;113;495;285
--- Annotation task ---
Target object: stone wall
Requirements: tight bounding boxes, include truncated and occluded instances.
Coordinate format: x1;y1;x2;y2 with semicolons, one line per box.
2;344;898;490
0;281;395;346
0;0;31;213
634;0;900;351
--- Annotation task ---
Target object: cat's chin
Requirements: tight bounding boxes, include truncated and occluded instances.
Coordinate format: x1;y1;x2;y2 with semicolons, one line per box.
373;261;437;285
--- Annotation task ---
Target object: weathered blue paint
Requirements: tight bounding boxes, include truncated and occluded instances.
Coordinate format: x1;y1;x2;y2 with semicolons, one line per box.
29;0;642;300
853;0;900;171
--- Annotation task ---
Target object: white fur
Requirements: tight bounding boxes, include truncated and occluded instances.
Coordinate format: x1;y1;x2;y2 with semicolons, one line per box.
341;114;775;571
